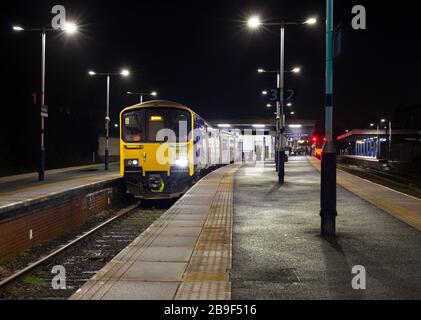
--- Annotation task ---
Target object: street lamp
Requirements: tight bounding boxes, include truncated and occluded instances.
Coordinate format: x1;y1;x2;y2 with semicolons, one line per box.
12;22;78;182
249;15;316;184
127;91;158;104
89;69;130;171
247;16;262;29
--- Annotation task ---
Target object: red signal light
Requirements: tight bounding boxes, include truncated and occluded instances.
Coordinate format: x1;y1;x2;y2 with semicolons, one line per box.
312;136;318;143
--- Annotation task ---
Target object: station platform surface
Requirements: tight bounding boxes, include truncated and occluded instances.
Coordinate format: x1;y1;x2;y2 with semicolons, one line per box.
72;157;421;300
0;163;120;215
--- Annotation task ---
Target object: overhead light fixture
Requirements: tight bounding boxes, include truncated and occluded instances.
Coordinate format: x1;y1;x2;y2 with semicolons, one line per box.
121;69;130;77
304;17;317;25
63;22;78;34
88;71;96;76
289;124;302;128
12;26;24;31
218;124;231;128
253;125;266;128
247;16;262;29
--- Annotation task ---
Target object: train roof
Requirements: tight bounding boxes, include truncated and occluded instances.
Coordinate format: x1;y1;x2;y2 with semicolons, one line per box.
121;100;192;113
120;100;214;128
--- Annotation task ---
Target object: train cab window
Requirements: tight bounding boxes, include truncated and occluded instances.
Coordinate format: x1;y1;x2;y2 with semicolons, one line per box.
123;111;144;142
147;111;166;142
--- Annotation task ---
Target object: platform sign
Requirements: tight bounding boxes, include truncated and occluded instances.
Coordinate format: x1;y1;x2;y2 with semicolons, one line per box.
41;105;49;118
266;89;296;102
286;89;296;102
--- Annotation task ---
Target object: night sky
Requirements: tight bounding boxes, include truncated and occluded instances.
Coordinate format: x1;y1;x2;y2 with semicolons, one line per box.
1;0;420;172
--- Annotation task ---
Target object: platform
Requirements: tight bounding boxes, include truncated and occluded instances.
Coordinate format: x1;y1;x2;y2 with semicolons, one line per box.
71;164;241;300
0;163;120;215
0;163;122;258
72;157;421;300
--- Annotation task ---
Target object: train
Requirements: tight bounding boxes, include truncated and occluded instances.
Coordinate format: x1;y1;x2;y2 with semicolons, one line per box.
120;100;243;199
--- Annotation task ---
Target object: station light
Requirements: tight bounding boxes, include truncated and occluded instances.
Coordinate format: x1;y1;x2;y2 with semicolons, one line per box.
88;70;96;76
266;104;273;108
289;124;302;128
247;16;262;29
262;90;268;95
62;22;78;34
304;17;318;25
290;111;295;115
218;124;231;128
257;68;265;73
292;67;301;73
121;69;130;77
151;91;158;96
12;26;24;31
252;124;266;128
286;103;292;107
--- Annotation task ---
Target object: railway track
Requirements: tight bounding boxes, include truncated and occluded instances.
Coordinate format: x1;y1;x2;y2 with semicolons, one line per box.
0;201;172;300
337;163;421;199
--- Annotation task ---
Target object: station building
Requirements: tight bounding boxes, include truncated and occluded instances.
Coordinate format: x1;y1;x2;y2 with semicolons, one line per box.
337;129;421;161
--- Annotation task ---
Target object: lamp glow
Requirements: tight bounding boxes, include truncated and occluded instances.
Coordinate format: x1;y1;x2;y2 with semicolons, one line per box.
88;71;96;76
121;69;130;77
12;26;24;31
247;16;262;29
292;67;301;73
63;22;78;34
304;17;317;25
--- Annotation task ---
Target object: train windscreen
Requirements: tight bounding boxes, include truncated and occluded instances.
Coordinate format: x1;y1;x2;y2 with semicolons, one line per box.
122;108;191;143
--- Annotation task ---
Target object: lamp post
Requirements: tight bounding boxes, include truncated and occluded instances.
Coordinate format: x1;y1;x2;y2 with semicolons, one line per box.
89;69;130;170
12;22;78;181
127;91;158;104
248;15;317;184
320;0;337;237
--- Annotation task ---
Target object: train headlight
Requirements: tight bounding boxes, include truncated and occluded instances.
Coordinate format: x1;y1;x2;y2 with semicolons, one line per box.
126;159;139;167
174;157;189;168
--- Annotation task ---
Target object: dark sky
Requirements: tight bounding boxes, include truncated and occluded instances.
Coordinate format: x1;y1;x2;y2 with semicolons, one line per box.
1;0;420;134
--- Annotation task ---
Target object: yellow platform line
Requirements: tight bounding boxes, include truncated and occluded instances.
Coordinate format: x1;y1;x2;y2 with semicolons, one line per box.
174;165;241;300
308;157;421;232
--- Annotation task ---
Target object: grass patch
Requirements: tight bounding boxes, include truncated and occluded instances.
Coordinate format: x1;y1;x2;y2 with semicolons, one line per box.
23;275;45;287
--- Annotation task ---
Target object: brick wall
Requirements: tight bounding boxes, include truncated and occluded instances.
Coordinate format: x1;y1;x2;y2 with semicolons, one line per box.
0;182;124;259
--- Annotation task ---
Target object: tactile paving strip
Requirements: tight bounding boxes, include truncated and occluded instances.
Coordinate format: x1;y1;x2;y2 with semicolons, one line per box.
175;165;241;300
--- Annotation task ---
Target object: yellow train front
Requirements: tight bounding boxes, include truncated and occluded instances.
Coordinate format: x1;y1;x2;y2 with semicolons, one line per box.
120;100;240;199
